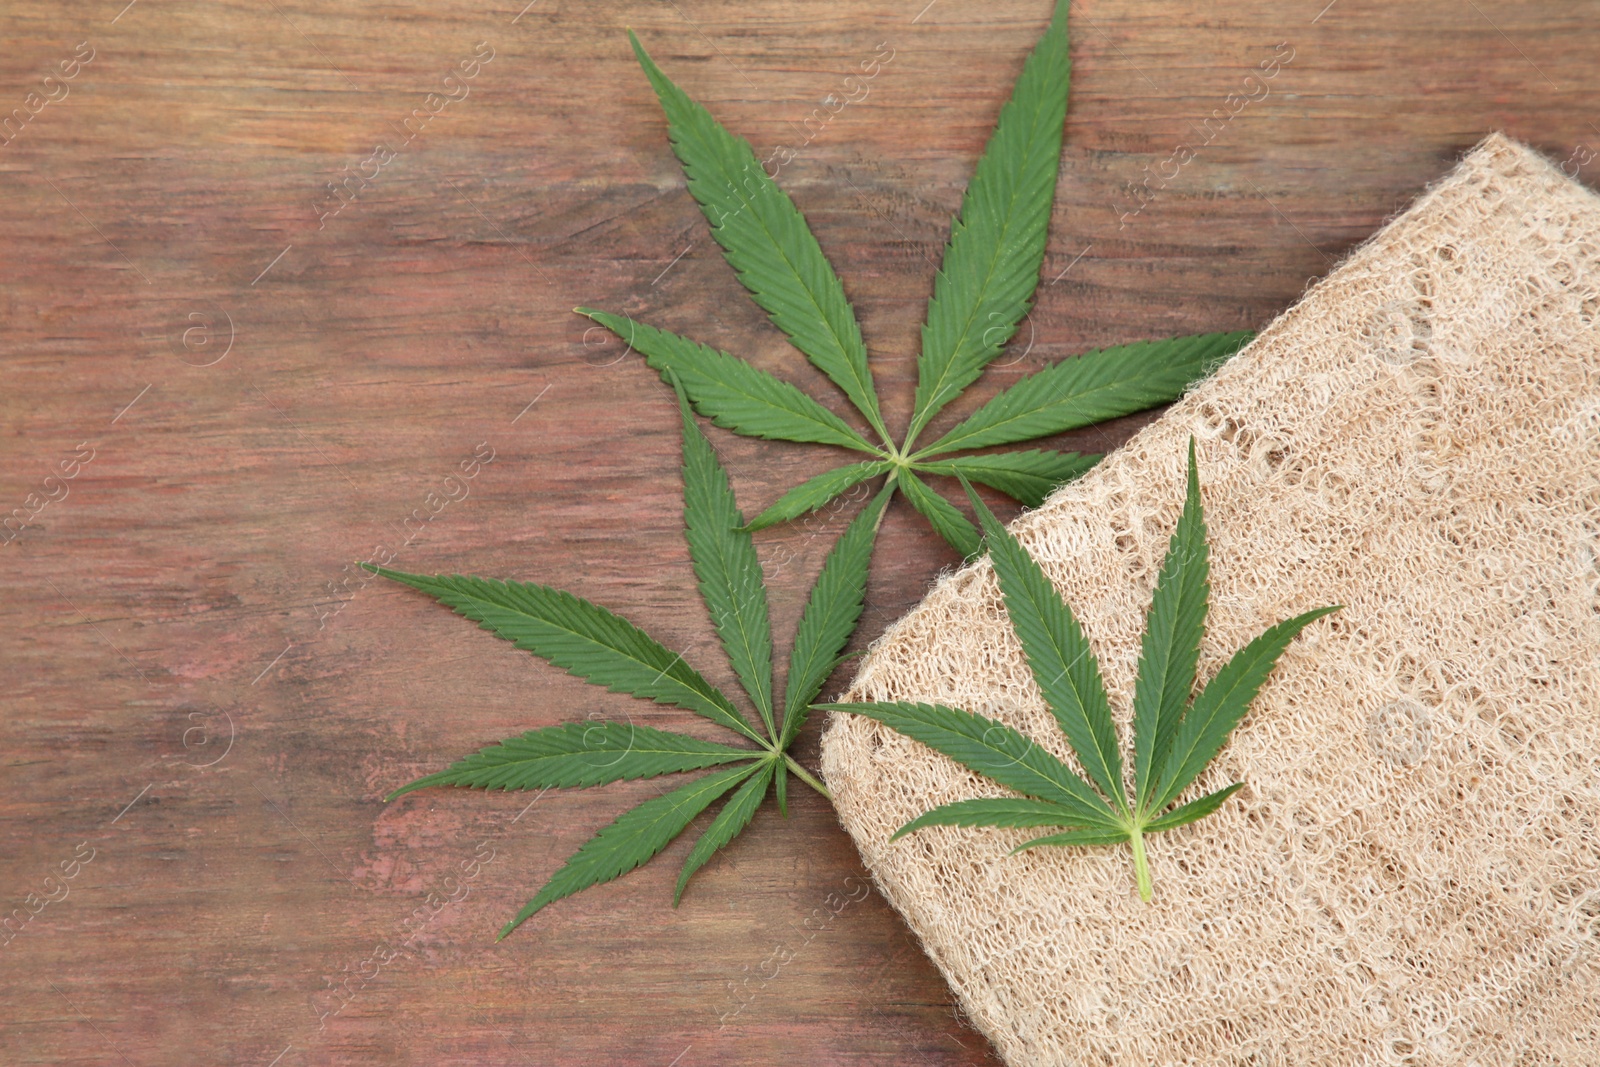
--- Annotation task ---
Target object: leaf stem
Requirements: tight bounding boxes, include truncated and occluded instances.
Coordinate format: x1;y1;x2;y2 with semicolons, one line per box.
783;754;832;802
1129;827;1153;902
877;467;901;529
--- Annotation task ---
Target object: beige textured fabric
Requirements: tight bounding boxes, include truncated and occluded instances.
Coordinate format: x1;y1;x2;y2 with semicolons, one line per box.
821;134;1600;1066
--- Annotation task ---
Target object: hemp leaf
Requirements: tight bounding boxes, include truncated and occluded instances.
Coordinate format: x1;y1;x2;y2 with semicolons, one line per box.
823;439;1338;900
369;379;886;938
579;0;1251;559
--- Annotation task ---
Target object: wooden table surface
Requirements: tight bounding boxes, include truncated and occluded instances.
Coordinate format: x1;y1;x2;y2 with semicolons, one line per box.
3;0;1596;1063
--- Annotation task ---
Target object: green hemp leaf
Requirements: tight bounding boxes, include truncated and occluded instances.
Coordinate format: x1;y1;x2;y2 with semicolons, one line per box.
579;0;1251;559
823;439;1339;900
368;378;886;939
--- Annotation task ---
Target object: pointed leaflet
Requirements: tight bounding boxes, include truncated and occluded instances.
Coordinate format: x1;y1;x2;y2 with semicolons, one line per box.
1150;605;1340;812
907;0;1071;446
499;763;758;938
364;567;763;744
916;449;1098;509
389;722;757;799
962;479;1125;809
821;701;1120;828
1143;782;1242;833
918;331;1251;457
892;796;1104;840
1010;827;1129;852
1131;439;1210;809
900;470;982;558
675;382;776;738
577;310;878;453
779;483;894;749
630;32;889;444
675;759;775;904
743;461;890;533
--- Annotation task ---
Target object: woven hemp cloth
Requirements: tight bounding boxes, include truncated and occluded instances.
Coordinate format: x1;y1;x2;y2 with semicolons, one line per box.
821;134;1600;1065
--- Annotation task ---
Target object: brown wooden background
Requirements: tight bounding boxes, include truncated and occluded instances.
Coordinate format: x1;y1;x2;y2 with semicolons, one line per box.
2;0;1596;1063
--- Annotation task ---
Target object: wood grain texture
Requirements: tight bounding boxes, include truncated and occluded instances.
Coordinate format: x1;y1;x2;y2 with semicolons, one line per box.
1;0;1595;1063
